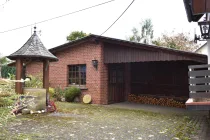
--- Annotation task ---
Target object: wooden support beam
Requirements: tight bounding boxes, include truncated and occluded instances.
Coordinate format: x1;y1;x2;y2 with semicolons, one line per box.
15;59;23;94
43;60;49;105
125;63;131;101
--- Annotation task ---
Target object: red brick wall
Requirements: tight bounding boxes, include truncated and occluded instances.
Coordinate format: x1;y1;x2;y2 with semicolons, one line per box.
26;62;43;77
26;42;108;104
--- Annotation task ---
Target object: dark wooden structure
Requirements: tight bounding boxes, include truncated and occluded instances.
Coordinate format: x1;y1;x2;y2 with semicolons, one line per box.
108;64;125;103
183;0;210;22
7;27;58;101
131;61;190;97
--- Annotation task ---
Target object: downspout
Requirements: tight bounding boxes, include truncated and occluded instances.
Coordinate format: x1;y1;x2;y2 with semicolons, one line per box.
207;13;210;117
207;13;210;64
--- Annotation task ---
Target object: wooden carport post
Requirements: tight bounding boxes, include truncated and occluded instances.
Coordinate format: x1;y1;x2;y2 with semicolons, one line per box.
15;59;23;94
43;60;49;105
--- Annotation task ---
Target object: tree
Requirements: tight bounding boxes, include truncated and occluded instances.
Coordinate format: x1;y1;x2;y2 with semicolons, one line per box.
0;57;8;65
128;19;154;44
0;54;10;78
152;31;199;52
66;31;88;41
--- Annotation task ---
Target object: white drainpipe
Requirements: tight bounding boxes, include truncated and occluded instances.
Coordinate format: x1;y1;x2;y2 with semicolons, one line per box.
207;13;210;64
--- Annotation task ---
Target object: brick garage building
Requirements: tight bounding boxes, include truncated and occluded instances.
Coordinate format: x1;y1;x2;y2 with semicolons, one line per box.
26;35;207;104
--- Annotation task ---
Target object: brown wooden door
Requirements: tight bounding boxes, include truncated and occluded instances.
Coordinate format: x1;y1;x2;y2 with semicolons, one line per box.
108;64;125;103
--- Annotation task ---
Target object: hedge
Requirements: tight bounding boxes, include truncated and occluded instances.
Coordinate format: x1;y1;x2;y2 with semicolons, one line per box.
1;65;16;78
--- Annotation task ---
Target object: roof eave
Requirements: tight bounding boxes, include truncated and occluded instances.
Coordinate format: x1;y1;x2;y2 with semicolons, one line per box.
183;0;204;22
7;55;58;62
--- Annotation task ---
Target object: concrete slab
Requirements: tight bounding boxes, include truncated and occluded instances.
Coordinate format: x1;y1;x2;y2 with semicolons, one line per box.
105;102;209;116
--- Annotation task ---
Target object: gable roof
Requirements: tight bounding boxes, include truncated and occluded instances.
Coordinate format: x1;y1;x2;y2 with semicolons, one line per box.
7;31;58;62
50;34;206;57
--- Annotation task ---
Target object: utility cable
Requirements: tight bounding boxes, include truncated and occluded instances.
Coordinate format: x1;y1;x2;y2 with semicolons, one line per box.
100;0;135;36
0;0;116;33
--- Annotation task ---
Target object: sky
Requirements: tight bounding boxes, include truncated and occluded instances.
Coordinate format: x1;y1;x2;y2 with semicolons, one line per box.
0;0;200;56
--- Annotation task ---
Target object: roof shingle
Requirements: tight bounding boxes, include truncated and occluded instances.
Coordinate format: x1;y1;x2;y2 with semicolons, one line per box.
7;31;58;61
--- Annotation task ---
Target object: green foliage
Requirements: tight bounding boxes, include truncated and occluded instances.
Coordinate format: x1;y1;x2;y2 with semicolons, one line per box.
0;94;17;107
1;65;16;78
64;87;81;102
25;74;42;88
66;31;89;41
0;98;14;107
0;57;9;65
128;19;154;44
8;73;15;80
152;31;199;52
0;82;15;95
53;87;65;101
49;87;55;98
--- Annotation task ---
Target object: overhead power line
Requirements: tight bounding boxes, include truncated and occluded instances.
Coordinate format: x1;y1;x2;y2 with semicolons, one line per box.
0;0;116;33
0;0;10;7
100;0;135;36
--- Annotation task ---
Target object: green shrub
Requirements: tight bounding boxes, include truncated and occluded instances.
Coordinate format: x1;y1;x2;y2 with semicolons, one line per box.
1;65;16;78
49;87;55;98
53;87;65;101
0;97;14;107
25;74;42;88
0;82;15;95
64;87;81;102
8;73;15;80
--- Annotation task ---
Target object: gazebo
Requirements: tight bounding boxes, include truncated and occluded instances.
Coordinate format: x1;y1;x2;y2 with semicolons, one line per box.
7;27;58;104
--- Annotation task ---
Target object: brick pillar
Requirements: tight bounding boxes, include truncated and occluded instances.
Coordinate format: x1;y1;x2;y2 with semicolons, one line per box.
125;63;131;101
43;60;49;104
15;59;23;94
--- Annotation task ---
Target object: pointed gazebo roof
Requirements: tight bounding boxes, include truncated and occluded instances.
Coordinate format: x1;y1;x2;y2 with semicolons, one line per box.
7;27;58;62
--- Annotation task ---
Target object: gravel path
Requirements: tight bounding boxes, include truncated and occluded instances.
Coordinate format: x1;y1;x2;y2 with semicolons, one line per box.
0;102;209;140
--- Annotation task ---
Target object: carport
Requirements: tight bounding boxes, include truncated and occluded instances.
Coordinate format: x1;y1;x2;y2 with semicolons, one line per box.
101;40;207;104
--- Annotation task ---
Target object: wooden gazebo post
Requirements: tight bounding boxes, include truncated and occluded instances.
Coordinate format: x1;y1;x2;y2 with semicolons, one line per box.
43;60;49;103
15;58;23;94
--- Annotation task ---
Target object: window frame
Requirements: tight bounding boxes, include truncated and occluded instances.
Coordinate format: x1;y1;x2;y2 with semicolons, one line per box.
68;64;86;87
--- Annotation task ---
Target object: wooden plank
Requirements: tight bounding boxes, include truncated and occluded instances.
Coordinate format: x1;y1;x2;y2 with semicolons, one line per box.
189;78;210;84
190;92;210;98
188;64;210;69
189;85;210;91
192;0;206;14
189;70;210;77
207;0;210;12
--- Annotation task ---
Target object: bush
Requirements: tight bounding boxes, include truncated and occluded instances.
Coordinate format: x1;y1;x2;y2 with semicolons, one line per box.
53;87;65;101
0;82;15;95
64;87;81;102
0;97;14;107
1;65;16;78
25;74;42;88
49;87;55;98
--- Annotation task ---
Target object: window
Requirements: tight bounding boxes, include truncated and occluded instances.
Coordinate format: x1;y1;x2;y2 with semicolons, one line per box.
69;65;86;85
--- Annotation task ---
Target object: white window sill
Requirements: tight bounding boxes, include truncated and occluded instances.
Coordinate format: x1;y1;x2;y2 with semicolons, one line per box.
68;85;88;90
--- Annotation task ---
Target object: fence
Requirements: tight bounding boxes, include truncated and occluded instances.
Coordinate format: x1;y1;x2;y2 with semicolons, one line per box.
189;64;210;98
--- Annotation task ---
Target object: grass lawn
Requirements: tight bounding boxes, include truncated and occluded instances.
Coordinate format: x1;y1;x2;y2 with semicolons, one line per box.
0;102;202;140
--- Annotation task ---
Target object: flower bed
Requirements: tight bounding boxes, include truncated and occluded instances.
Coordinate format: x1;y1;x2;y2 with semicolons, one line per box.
128;94;186;108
